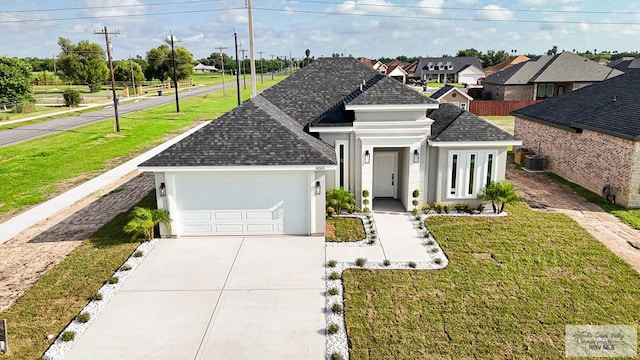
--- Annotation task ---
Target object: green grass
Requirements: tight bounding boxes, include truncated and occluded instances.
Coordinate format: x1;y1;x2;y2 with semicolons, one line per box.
343;202;640;359
0;77;285;219
427;82;465;88
0;191;156;360
326;217;366;242
546;173;640;230
482;116;515;135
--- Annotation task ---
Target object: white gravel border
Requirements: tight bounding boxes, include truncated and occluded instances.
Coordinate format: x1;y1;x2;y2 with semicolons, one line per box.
42;239;158;360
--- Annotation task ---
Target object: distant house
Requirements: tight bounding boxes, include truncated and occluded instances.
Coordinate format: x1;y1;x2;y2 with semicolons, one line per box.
404;60;418;79
608;57;640;72
430;85;473;111
386;60;408;83
512;69;640;208
194;63;219;73
413;57;484;85
357;57;388;74
483;55;530;77
484;52;622;101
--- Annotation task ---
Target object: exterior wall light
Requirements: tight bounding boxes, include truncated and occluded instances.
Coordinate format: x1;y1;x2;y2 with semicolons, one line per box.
413;149;420;164
315;181;322;195
364;150;371;164
159;182;167;197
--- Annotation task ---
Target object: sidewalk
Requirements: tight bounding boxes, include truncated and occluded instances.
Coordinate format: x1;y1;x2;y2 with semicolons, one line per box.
0;121;209;245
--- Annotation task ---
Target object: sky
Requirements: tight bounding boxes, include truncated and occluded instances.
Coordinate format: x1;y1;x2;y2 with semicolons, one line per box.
0;0;639;61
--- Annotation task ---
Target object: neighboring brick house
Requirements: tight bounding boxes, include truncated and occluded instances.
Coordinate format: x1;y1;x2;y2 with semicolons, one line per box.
485;52;622;101
413;57;484;85
483;55;529;77
512;69;640;208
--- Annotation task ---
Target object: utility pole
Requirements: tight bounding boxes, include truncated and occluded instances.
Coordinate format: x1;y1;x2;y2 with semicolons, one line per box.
270;54;275;80
239;48;247;90
216;45;228;96
129;54;136;97
165;31;180;113
94;26;120;132
234;32;241;105
247;0;257;97
52;54;58;87
258;51;264;84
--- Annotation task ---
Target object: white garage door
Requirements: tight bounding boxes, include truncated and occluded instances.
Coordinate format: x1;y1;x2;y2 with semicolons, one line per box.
174;173;309;236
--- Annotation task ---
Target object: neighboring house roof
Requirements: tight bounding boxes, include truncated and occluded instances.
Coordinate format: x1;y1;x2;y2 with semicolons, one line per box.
608;57;640;72
404;60;418;75
387;65;408;76
414;57;484;78
357;57;376;68
483;55;530;76
428;103;519;142
511;69;640;141
485;52;622;85
194;63;218;71
141;57;437;167
430;85;473;101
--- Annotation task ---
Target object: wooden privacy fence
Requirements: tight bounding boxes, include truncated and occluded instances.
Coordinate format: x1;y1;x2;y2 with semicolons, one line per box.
469;100;542;116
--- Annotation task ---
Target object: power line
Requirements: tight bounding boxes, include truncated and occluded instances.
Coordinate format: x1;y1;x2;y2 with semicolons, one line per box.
2;0;222;14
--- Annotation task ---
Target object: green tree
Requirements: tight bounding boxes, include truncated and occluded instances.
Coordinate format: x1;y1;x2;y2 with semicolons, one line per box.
123;207;171;241
478;181;519;214
56;37;109;92
0;56;33;108
146;44;195;82
456;48;480;58
113;60;145;83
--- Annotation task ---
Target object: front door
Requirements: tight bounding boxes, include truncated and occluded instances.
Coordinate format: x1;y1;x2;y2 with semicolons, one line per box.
373;152;396;198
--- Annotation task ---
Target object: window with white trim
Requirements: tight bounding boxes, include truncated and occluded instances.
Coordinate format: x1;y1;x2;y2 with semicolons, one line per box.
459;102;467;110
335;140;349;189
447;150;497;199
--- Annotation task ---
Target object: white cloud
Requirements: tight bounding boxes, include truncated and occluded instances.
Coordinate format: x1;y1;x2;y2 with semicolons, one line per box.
331;0;395;15
519;0;577;4
475;5;516;21
82;0;147;18
578;21;590;32
219;8;248;23
415;0;444;15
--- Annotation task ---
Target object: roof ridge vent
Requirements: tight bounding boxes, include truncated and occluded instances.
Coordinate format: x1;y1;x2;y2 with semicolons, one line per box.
360;84;363;91
613;95;617;102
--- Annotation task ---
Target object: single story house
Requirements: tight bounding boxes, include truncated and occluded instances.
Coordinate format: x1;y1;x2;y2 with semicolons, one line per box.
512;69;640;208
484;52;622;101
608;57;640;72
357;57;388;74
430;85;473;111
483;55;530;77
387;62;408;83
139;57;520;237
194;63;219;73
413;57;484;85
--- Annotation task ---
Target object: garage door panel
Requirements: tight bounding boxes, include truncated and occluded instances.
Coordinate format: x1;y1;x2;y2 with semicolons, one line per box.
175;173;309;236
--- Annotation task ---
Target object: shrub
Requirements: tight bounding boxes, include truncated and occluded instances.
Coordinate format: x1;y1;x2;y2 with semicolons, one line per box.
91;292;103;301
120;264;132;271
327;206;335;217
370;234;377;239
331;303;343;314
421;203;431;214
417;222;423;229
108;276;119;284
16;95;36;114
363;198;370;205
327;323;340;335
412;189;420;198
478;181;519;214
423;231;430;238
415;215;421;221
61;331;76;342
434;258;443;265
328;287;339;296
463;203;475;214
370;229;376;235
355;257;367;267
362;189;370;198
133;250;143;258
331;352;345;360
443;204;451;214
76;312;91;323
124;207;171;241
425;239;435;246
454;202;465;212
411;208;419;216
329;272;341;280
412;199;419;206
367;239;375;245
363;207;370;214
326;187;356;214
63;88;82;107
433;202;444;214
327;259;337;268
430;247;439;253
383;259;391;266
408;261;417;268
475;203;485;213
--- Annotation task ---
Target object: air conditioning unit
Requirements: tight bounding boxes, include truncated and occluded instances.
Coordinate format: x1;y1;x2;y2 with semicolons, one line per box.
524;155;545;171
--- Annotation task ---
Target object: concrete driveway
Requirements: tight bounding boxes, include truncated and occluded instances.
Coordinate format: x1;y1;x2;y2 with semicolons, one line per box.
65;236;326;360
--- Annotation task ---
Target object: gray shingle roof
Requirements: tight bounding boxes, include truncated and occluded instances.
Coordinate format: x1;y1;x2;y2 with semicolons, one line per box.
347;74;436;105
429;103;520;142
139;97;336;167
484;53;622;85
430;85;455;100
413;57;483;79
512;69;640;141
608;58;640;72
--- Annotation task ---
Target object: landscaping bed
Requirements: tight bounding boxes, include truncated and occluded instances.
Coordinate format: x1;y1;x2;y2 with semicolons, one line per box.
326;217;366;242
341;202;640;359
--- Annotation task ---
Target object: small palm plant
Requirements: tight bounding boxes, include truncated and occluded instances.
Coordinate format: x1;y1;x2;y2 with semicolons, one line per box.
326;187;356;215
123;207;171;241
478;181;519;214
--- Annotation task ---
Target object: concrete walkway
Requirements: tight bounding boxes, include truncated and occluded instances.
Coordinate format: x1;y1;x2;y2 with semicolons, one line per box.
0;121;209;245
326;199;431;263
65;237;326;360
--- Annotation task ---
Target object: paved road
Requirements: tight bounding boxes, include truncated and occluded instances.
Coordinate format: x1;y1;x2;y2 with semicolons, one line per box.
0;82;238;148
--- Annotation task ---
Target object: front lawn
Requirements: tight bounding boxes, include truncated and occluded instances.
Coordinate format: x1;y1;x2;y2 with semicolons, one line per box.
326;217;366;242
0;191;156;360
343;202;640;359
